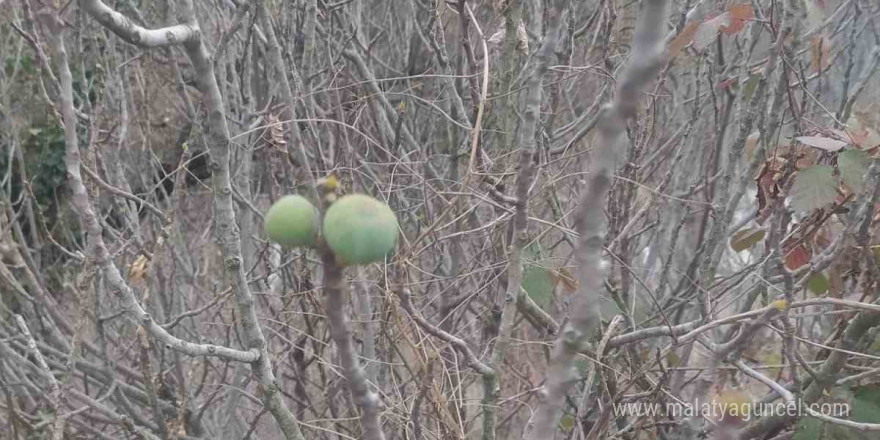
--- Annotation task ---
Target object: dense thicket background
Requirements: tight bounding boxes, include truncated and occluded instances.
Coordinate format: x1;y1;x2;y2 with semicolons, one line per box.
3;0;880;439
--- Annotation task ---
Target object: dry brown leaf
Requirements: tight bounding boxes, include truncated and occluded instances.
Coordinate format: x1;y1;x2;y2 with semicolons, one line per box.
556;267;578;294
136;326;149;347
129;254;149;287
846;111;880;148
755;158;787;224
783;244;811;270
796;150;818;169
730;227;766;252
268;114;287;149
810;34;831;72
670;4;753;57
829;263;845;296
720;4;755;34
717;77;739;90
516;20;529;54
743;131;760;162
796;135;847;152
693;14;727;51
668;21;700;58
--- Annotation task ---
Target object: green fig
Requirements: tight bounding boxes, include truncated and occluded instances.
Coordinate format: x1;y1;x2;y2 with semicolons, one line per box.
323;194;399;265
264;195;319;247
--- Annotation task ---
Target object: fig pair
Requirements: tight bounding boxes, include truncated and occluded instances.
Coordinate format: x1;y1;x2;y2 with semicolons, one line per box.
264;194;398;265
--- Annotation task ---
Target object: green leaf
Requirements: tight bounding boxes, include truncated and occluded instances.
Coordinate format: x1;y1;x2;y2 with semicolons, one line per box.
852;387;880;424
869;336;880;354
559;414;576;431
730;227;766;252
793;417;825;440
575;357;590;376
789;165;838;213
521;266;554;309
808;272;829;295
838;149;872;193
667;351;681;368
743;73;761;102
794;387;876;440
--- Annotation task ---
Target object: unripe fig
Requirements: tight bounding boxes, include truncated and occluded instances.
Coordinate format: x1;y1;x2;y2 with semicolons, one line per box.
323;194;399;265
264;195;319;247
